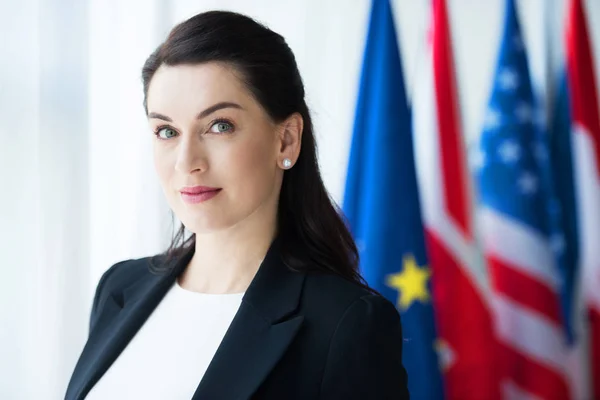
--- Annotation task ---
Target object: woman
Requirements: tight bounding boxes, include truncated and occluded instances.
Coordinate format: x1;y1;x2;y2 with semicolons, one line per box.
65;10;409;400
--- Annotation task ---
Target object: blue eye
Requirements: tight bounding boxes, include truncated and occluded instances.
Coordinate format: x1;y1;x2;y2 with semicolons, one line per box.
155;127;178;139
209;120;233;134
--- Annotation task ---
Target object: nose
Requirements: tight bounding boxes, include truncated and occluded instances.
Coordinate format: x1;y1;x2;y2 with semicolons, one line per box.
174;135;208;174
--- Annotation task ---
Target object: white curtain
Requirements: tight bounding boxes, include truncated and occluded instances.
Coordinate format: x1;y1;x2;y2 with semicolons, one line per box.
1;0;597;399
0;0;174;398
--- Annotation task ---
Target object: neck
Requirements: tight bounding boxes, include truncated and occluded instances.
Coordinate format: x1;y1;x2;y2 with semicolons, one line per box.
178;216;278;294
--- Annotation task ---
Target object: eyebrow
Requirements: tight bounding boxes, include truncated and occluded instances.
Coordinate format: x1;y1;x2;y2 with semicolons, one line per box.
147;101;244;122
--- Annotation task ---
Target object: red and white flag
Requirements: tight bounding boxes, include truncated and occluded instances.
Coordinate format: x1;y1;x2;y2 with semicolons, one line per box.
564;0;600;397
412;0;500;398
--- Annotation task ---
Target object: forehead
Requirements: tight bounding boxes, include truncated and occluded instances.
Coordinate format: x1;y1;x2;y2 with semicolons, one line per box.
146;63;254;116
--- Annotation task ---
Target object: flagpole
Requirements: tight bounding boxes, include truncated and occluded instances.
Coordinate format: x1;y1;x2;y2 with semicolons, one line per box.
543;0;555;128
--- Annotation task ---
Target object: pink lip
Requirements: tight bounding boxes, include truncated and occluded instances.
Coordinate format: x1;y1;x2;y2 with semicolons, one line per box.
179;186;222;204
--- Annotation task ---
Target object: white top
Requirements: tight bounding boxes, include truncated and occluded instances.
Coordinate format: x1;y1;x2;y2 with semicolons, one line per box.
85;278;244;400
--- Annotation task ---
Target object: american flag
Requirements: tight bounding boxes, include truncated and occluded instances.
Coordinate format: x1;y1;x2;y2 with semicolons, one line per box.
474;0;570;398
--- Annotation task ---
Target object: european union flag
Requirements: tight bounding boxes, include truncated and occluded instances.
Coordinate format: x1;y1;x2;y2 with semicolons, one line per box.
342;0;443;398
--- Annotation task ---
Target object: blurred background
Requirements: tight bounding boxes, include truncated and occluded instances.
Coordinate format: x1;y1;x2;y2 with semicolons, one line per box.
1;0;599;399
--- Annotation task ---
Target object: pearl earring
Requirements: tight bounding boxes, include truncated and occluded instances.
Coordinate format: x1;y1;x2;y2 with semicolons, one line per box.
282;158;292;169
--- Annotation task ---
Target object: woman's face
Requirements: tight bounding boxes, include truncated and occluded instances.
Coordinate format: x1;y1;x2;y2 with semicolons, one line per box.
146;62;299;234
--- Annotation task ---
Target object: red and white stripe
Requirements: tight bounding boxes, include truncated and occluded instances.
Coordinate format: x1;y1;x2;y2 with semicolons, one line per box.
479;208;570;399
412;0;500;398
565;0;600;398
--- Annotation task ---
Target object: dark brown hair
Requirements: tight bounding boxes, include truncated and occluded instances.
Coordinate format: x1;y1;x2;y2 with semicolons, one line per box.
142;10;373;292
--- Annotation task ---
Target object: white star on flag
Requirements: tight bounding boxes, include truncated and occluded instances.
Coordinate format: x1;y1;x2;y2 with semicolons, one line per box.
517;171;538;195
515;102;532;123
498;68;519;91
484;109;502;130
470;147;487;170
498;140;521;163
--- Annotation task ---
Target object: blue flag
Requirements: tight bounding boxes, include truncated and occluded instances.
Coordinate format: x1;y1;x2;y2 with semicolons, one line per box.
342;0;443;398
549;72;579;344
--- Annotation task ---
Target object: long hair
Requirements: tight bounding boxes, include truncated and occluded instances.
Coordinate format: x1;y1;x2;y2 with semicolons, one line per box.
142;10;373;292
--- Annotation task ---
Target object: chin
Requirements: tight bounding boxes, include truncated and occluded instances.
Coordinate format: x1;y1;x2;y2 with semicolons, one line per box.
183;219;225;234
180;212;236;234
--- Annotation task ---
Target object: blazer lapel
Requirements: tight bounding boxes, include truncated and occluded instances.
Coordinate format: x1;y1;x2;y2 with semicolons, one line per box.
68;236;306;400
192;237;306;399
68;249;193;400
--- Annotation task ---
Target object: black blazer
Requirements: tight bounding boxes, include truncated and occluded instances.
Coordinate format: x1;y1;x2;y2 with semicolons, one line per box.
65;238;410;399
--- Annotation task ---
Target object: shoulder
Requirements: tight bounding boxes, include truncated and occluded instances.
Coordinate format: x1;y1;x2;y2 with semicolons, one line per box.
97;255;161;293
89;255;163;321
302;271;400;325
304;274;408;399
299;272;403;361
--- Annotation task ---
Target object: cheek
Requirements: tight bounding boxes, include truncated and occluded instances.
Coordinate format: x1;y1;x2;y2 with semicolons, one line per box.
225;137;276;196
153;144;174;190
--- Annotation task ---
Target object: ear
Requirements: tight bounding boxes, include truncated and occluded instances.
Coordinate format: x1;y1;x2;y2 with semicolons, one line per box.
276;112;303;170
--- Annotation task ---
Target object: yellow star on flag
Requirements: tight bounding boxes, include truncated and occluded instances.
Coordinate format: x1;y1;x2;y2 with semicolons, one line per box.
386;254;431;310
